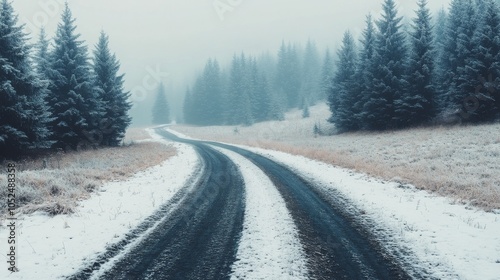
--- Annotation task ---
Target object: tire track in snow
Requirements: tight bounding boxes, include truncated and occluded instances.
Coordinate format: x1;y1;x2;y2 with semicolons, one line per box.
209;141;412;280
214;148;309;280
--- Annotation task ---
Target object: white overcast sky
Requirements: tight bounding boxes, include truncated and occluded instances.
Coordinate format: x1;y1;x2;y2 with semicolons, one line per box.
12;0;450;123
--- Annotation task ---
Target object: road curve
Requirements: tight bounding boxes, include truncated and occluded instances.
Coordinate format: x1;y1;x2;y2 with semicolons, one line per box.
207;141;412;280
69;131;245;279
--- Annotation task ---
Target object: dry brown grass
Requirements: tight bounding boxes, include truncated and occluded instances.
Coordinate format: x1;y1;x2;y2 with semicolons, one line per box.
173;105;500;211
0;139;175;217
237;139;499;211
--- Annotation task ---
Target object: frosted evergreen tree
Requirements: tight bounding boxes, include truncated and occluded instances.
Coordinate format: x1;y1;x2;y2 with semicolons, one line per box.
189;76;206;124
0;0;52;159
226;54;246;125
398;0;436;127
47;3;103;149
319;49;335;101
275;41;302;109
238;54;254;125
434;8;448;98
328;31;358;132
247;58;269;122
365;0;408;130
34;27;51;80
203;59;223;124
92;31;132;146
462;0;500;122
439;0;478;119
355;14;377;128
152;83;170;124
186;58;224;125
301;39;321;103
455;0;480;121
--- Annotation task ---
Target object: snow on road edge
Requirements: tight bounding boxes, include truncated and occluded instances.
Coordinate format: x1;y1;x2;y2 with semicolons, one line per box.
214;147;309;280
0;134;198;280
236;145;500;280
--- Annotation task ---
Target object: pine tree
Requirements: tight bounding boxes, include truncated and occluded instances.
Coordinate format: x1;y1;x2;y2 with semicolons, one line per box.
249;58;267;122
92;31;132;146
301;39;321;104
34;27;51;80
239;54;254;125
152;83;170;124
462;0;500;122
275;41;302;109
356;14;377;128
365;0;408;130
47;3;103;149
319;49;335;101
226;54;253;125
329;31;358;132
398;0;436;127
189;76;203;124
455;0;480;122
439;0;478;120
0;0;52;159
203;58;223;125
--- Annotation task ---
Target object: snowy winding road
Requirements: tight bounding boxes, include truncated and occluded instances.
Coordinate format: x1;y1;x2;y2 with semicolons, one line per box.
69;128;412;279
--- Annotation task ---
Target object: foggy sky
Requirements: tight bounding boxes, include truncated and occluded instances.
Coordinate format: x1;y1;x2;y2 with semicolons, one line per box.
13;0;450;125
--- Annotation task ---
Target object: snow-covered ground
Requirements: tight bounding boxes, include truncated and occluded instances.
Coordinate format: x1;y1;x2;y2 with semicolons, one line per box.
2;124;498;280
0;135;199;279
214;141;500;280
215;148;309;280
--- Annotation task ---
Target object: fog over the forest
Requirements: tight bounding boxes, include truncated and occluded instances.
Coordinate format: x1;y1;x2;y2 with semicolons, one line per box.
13;0;450;126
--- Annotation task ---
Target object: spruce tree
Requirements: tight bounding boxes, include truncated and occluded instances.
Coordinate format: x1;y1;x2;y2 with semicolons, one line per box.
0;0;52;159
366;0;408;130
328;31;358;132
204;59;223;125
34;27;51;80
301;39;321;104
152;83;170;124
92;31;132;146
439;0;478;120
398;0;436;127
463;0;500;122
455;0;480;121
275;42;302;109
356;14;377;128
226;54;252;125
189;76;206;125
319;49;335;101
48;3;103;149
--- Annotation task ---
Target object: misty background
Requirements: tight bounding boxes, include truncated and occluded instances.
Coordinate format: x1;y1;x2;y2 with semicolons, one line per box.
13;0;450;126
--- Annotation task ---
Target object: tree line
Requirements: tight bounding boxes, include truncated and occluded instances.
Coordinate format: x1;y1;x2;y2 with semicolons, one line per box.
0;1;131;160
183;40;333;126
330;0;500;132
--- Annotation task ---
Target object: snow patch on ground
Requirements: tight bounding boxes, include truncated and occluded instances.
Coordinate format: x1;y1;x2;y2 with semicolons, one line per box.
215;148;309;280
236;145;500;280
0;137;198;279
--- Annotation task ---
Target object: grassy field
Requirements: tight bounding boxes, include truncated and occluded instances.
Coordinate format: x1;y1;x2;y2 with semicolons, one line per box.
174;104;500;211
0;128;175;217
